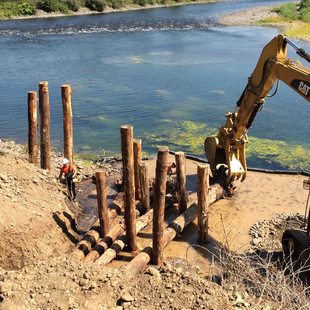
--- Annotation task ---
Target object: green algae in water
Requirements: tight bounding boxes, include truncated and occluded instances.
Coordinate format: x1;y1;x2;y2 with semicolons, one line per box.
247;137;310;171
145;120;310;171
145;120;215;155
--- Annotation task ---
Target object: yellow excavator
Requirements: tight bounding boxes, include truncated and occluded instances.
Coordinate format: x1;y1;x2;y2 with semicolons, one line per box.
204;34;310;270
205;34;310;183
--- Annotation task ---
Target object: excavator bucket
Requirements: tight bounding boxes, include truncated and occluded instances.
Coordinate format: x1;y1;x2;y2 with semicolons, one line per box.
205;135;247;182
204;136;221;173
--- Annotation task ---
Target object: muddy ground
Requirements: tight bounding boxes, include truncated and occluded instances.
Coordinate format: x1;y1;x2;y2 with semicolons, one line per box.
0;139;309;309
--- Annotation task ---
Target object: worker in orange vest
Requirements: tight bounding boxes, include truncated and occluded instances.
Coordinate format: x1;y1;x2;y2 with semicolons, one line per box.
59;158;77;202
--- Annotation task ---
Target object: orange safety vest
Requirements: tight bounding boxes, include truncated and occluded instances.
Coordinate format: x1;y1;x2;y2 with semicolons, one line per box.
60;164;75;177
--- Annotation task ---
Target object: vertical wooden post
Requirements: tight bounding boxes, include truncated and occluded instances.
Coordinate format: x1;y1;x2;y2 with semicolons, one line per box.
61;84;73;163
152;147;169;266
39;81;51;171
175;151;187;214
121;125;137;251
28;91;38;165
139;162;150;214
96;171;109;238
197;163;210;243
133;138;142;200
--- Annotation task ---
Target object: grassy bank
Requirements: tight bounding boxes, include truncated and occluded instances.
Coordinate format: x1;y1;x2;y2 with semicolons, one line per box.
259;0;310;40
0;0;207;19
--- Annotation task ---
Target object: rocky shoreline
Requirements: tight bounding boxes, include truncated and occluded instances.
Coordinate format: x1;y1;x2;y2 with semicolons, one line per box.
218;5;279;26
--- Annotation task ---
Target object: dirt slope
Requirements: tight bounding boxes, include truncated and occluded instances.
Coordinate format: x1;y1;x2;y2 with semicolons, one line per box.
0;139;308;309
0;140;74;270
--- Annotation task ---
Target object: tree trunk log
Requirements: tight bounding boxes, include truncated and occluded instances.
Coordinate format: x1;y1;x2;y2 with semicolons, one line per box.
152;147;169;265
96;209;154;265
83;221;125;262
197;164;210;243
28;91;38;165
139;162;150;214
96;171;109;238
133;139;142;200
175;151;187;214
39;81;51;170
61;84;73;163
121;125;137;251
71;192;124;260
125;184;225;277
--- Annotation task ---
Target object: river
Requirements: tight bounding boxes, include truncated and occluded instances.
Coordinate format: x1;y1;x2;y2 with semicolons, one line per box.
0;0;309;171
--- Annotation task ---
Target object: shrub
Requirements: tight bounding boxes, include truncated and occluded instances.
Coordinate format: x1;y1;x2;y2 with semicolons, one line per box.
300;9;310;22
273;3;299;21
18;1;36;15
36;0;74;13
134;0;146;6
36;0;58;12
108;0;125;9
66;0;80;11
299;0;310;10
85;0;105;11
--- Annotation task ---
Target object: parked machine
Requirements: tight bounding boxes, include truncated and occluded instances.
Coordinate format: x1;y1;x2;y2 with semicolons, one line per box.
204;34;310;265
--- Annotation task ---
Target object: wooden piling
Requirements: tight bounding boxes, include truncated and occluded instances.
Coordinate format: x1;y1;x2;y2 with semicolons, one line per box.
39;81;51;170
28;91;38;165
133;139;142;200
152;147;169;266
139;162;150;214
175;151;187;214
126;202;198;277
61;84;73;163
121;125;137;251
96;171;109;238
197;164;210;243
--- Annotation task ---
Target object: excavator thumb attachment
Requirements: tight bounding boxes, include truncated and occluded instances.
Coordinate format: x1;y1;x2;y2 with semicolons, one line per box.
205;136;247;182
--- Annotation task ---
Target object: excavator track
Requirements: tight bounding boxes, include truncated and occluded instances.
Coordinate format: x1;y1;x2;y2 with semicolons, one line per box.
282;229;310;277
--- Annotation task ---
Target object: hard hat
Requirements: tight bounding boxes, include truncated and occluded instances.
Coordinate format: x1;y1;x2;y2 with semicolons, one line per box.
62;158;69;165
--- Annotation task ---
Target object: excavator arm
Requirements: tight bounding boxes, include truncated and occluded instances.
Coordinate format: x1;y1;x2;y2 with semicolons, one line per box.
205;34;310;183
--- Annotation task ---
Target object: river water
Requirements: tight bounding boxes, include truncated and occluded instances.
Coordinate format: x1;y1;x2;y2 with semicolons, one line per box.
0;0;309;171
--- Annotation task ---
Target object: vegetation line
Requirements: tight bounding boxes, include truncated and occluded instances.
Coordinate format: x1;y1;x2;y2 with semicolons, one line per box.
0;0;213;19
258;0;310;40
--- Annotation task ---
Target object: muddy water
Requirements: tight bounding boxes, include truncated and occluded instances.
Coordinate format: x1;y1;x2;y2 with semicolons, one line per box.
75;175;120;233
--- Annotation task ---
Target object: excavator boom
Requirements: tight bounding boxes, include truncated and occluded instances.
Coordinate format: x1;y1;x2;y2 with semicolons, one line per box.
205;34;310;183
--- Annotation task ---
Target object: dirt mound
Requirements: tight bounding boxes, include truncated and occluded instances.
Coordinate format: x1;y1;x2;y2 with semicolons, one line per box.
0;140;74;270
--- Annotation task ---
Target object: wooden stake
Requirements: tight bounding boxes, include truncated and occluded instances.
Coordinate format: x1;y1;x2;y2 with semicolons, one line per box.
96;171;109;238
61;84;73;163
39;81;51;170
139;162;150;214
121;125;137;251
175;151;187;214
197;164;210;243
133;139;142;200
28;91;38;165
152;147;169;266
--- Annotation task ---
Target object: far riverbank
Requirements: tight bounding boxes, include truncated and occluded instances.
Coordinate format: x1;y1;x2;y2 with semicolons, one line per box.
1;0;214;20
218;4;310;41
